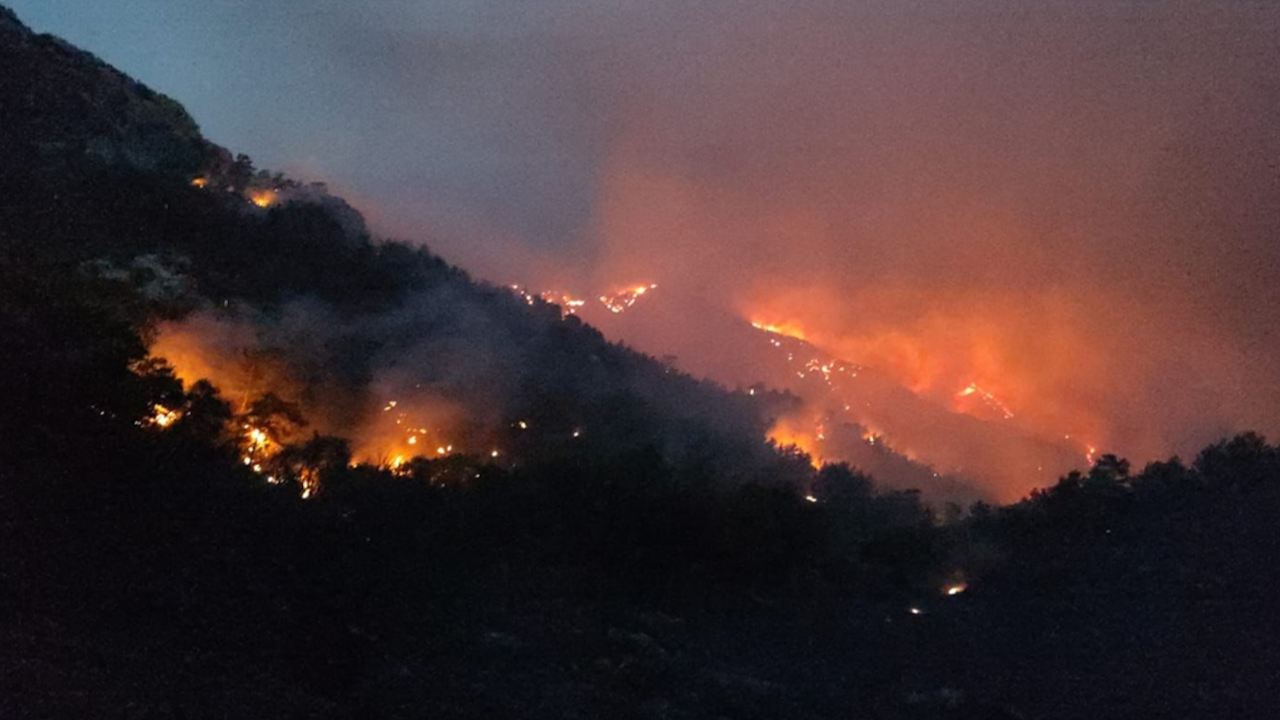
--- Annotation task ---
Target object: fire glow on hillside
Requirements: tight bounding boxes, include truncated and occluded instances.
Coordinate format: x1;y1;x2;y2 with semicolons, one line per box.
501;277;1100;499
510;283;658;317
739;309;1102;499
600;284;657;314
146;304;614;497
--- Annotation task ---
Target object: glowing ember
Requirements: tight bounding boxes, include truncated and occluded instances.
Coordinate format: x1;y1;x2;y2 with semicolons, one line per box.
509;285;539;307
955;382;1015;420
237;424;281;480
148;404;181;428
541;290;588;315
245;426;271;453
766;417;821;467
750;320;808;341
599;284;658;314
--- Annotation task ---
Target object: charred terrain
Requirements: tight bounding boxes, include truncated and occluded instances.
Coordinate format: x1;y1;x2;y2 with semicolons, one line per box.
2;7;1280;719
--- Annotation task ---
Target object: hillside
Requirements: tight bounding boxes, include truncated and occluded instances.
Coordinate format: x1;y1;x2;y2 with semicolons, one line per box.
0;4;802;490
3;7;1280;719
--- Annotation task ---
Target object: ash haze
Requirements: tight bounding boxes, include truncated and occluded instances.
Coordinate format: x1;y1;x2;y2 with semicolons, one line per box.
17;0;1280;497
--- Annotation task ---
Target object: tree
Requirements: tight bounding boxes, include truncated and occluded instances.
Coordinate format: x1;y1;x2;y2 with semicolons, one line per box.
1193;432;1277;487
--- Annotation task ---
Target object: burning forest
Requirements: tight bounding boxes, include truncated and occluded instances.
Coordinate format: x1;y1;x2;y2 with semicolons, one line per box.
5;3;1280;719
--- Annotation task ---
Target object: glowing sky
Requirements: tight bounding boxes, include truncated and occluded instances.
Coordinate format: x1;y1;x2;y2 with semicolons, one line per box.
13;0;1280;475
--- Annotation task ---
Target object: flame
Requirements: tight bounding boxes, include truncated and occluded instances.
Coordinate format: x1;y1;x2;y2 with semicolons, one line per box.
750;320;808;341
190;177;208;188
599;284;658;314
542;290;587;315
148;404;181;428
954;382;1015;420
509;285;591;316
767;416;821;467
249;190;275;208
743;288;1116;467
361;398;473;472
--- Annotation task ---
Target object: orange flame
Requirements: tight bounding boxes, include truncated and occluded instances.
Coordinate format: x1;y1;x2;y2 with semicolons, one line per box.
749;320;808;341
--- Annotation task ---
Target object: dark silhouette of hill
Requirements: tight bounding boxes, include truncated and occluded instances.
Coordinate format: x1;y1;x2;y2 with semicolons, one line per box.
0;4;794;490
0;6;208;178
2;6;1279;719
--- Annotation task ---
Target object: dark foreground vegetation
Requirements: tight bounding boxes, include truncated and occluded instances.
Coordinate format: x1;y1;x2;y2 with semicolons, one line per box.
3;6;1280;718
6;264;1280;719
5;320;1280;720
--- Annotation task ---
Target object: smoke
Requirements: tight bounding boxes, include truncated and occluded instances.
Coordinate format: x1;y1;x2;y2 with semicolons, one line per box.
21;0;1280;497
150;293;518;464
531;0;1280;483
558;1;1280;469
148;276;787;485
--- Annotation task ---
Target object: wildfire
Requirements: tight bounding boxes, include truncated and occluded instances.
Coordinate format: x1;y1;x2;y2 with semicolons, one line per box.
510;285;539;307
542;291;588;315
249;190;275;208
240;424;274;473
147;404;181;428
508;286;590;316
750;320;808;341
298;467;320;498
599;284;658;314
767;416;821;467
509;281;659;318
955;382;1015;420
190;177;208;188
371;399;472;472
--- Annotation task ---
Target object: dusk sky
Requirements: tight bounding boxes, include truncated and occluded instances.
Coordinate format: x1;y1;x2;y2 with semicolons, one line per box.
14;0;1280;476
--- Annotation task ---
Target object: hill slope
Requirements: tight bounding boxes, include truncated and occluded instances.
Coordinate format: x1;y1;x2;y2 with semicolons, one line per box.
0;5;801;491
3;7;1280;720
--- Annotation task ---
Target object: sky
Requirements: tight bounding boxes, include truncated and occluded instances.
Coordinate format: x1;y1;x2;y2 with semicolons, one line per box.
12;0;1280;481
